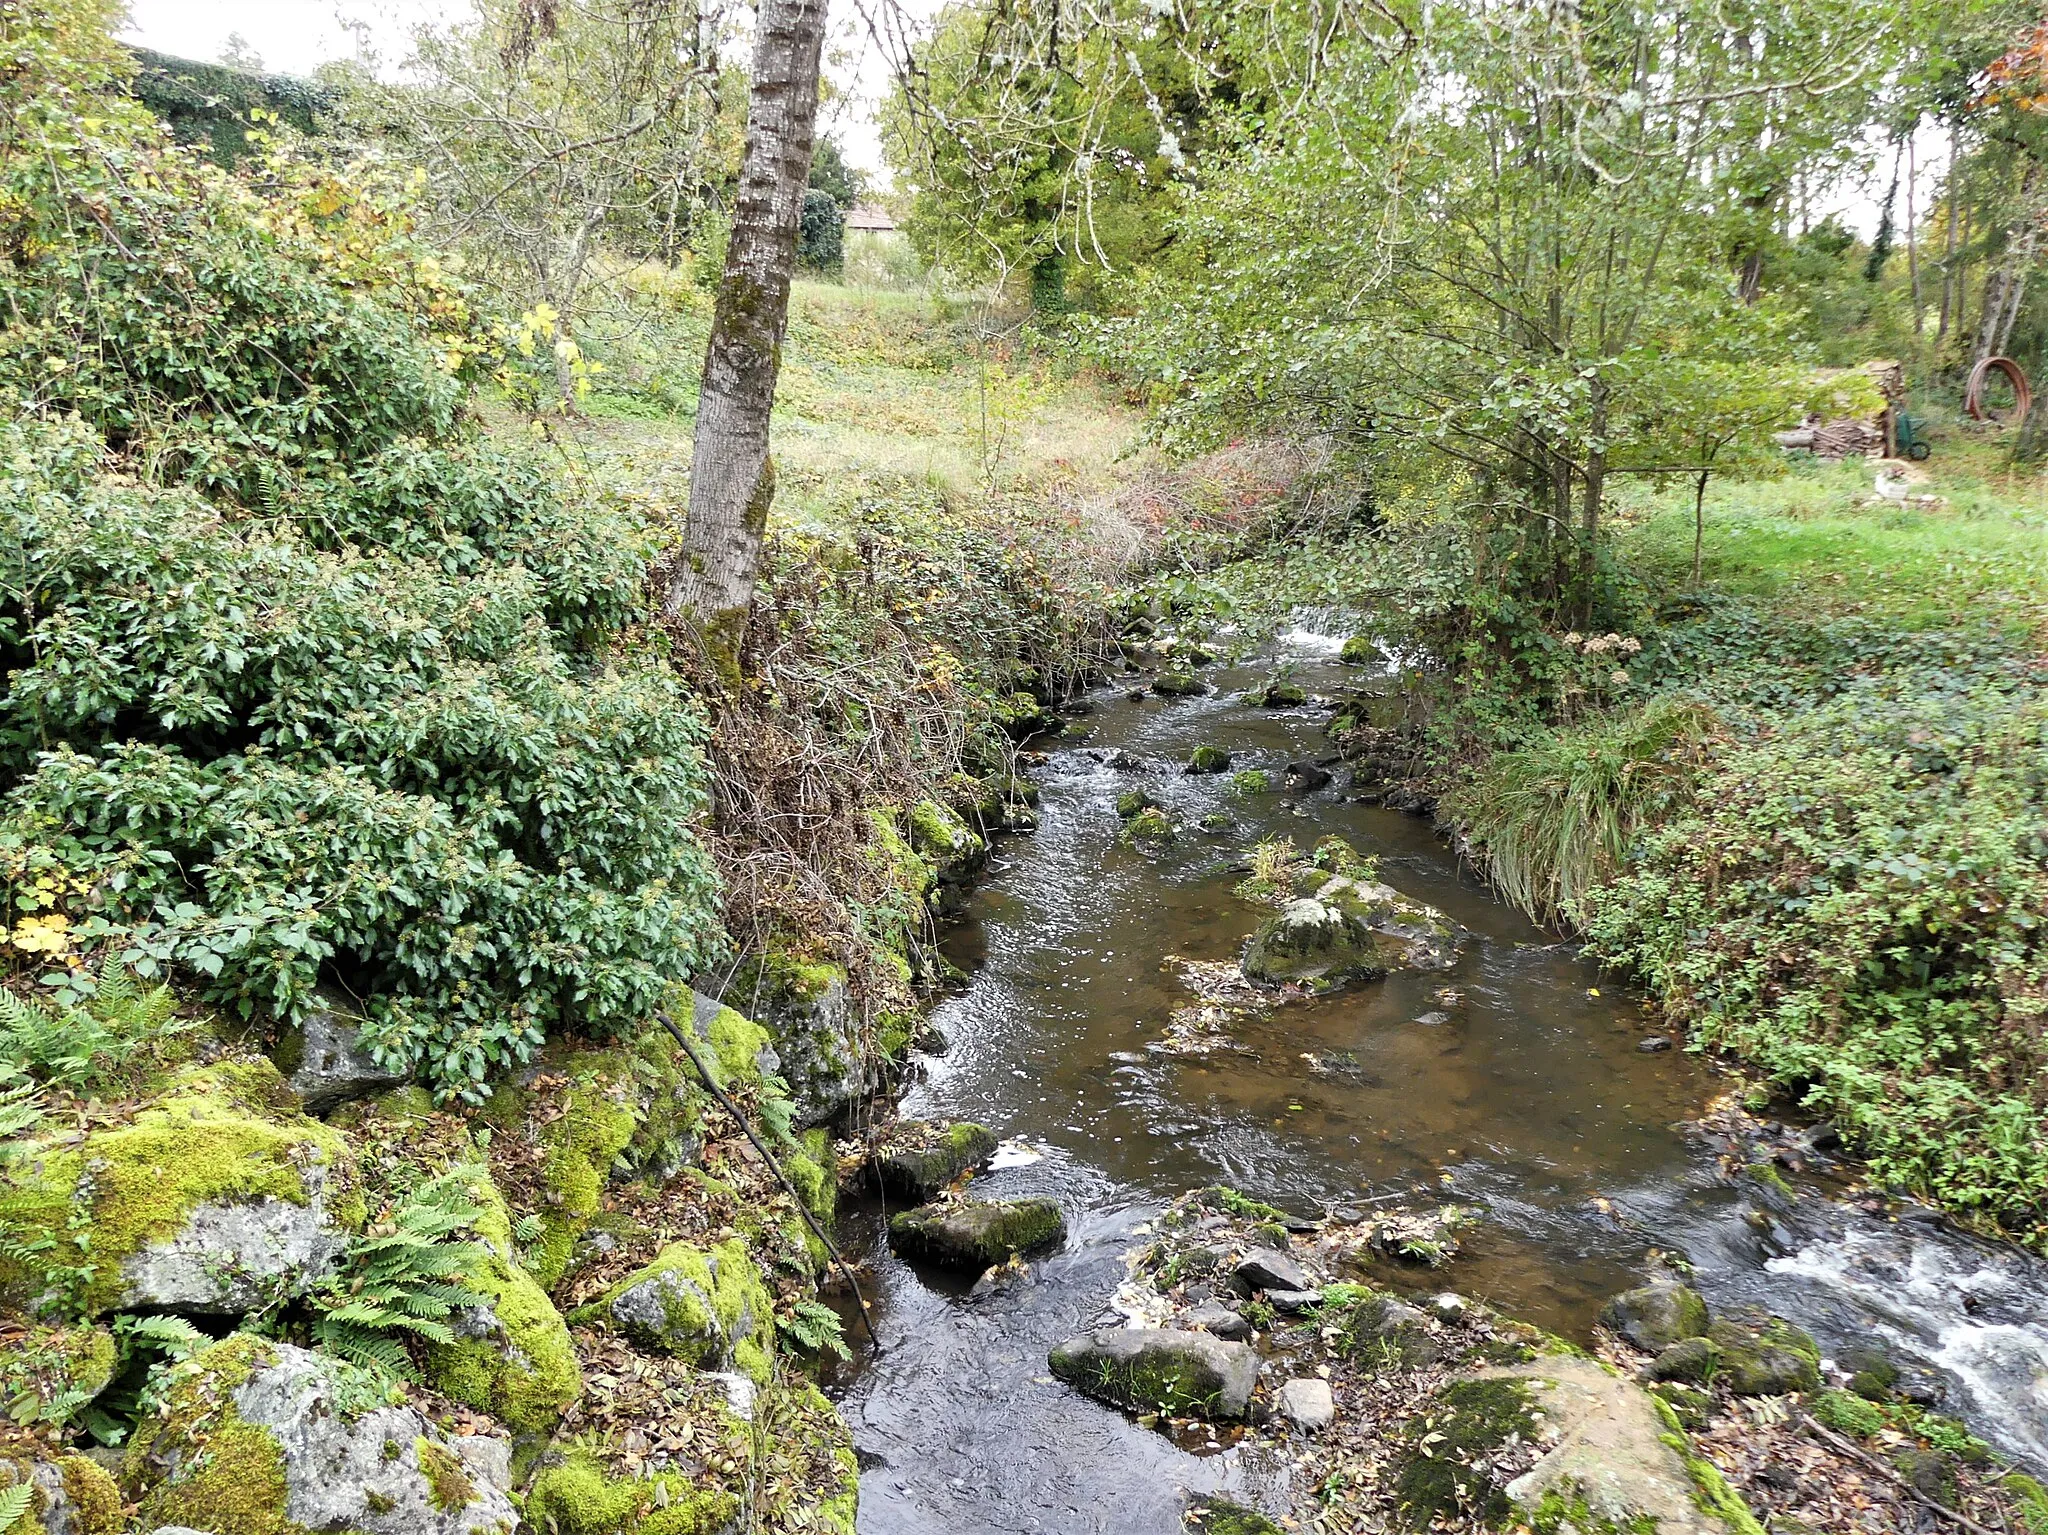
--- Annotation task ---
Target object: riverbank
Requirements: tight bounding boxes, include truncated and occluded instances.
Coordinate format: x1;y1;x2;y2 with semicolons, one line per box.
1145;436;2048;1250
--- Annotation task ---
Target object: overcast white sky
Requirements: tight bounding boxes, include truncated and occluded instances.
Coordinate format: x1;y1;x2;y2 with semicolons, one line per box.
118;0;915;178
117;2;1921;228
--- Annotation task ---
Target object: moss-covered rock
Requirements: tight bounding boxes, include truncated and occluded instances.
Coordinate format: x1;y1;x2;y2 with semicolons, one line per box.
866;1120;996;1202
1048;1327;1259;1419
1340;635;1377;664
1705;1315;1819;1396
1152;668;1204;697
1121;806;1174;848
0;1446;123;1535
1188;745;1232;774
0;1319;118;1413
907;799;988;884
1115;789;1159;819
523;1450;743;1535
574;1237;776;1384
1644;1336;1720;1385
1187;1496;1283;1534
1252;678;1308;707
1230;769;1271;796
1242;875;1461;992
729;946;863;1129
423;1171;581;1440
127;1335;518;1535
0;1058;363;1317
1601;1283;1710;1352
887;1198;1065;1271
1327;1289;1442;1371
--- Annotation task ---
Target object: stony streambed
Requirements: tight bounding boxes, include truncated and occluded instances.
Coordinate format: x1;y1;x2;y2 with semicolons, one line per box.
827;637;2048;1535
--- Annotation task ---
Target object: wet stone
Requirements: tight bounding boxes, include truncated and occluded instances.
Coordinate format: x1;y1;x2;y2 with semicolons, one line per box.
866;1121;997;1203
1637;1035;1675;1053
1048;1327;1260;1420
1643;1336;1720;1384
1268;1288;1321;1313
1182;1300;1251;1341
1598;1282;1709;1351
888;1198;1066;1272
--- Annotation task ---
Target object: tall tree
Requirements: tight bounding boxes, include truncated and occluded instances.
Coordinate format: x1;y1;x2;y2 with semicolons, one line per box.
660;0;828;666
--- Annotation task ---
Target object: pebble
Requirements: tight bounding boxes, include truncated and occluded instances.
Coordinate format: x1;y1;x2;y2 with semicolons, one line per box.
1413;1011;1451;1027
1637;1035;1674;1052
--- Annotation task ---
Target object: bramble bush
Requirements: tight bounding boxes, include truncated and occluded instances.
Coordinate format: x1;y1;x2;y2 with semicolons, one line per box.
0;2;722;1098
1579;672;2048;1236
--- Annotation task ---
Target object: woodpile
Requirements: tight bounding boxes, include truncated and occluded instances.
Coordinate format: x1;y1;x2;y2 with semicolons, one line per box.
1778;358;1907;459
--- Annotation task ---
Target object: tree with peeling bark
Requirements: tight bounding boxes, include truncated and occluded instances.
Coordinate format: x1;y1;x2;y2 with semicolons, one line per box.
662;0;828;670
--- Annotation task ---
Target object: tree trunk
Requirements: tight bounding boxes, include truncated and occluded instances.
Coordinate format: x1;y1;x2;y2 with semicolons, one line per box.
1936;129;1959;351
660;0;828;669
1906;132;1922;337
1578;377;1607;626
1692;467;1710;587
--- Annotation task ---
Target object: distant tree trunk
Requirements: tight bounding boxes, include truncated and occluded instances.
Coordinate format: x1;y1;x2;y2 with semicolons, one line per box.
1578;376;1607;625
660;0;828;671
1936;130;1960;351
1906;133;1922;337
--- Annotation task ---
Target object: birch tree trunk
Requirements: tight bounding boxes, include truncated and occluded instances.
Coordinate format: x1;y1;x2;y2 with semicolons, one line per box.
660;0;828;668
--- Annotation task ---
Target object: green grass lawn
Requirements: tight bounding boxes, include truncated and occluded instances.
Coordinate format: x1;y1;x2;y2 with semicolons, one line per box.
1613;442;2048;635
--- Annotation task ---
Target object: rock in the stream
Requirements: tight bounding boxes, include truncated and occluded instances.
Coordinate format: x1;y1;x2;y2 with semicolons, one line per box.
1243;875;1461;992
888;1198;1065;1271
1253;679;1309;707
1234;1247;1310;1293
865;1120;997;1202
908;799;988;885
1283;761;1332;790
1048;1328;1260;1419
270;986;406;1113
1644;1336;1720;1384
1187;745;1233;774
1153;669;1204;697
1277;1377;1335;1431
1638;1034;1675;1053
127;1337;517;1535
1706;1314;1821;1396
1599;1282;1709;1352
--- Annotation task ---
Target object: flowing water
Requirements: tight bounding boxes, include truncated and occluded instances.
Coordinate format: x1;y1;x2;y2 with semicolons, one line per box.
828;638;2048;1534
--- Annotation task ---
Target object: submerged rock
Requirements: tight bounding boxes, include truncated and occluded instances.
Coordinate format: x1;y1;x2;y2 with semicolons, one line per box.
865;1120;997;1202
127;1337;517;1535
888;1198;1065;1271
1153;669;1204;697
1048;1327;1260;1419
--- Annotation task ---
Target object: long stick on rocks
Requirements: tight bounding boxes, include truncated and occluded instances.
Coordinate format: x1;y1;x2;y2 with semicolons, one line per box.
1798;1415;2002;1535
655;1009;883;1357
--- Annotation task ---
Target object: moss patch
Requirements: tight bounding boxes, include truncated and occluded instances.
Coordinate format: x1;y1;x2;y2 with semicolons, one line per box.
524;1450;742;1535
0;1060;361;1314
1391;1377;1538;1528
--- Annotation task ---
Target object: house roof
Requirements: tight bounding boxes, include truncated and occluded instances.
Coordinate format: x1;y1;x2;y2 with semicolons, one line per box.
845;204;897;232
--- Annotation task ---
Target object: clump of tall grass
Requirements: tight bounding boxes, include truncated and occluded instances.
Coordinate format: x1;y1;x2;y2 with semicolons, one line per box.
1445;696;1718;926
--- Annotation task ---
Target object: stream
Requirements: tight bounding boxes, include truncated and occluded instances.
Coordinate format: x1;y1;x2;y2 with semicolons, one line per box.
826;637;2048;1534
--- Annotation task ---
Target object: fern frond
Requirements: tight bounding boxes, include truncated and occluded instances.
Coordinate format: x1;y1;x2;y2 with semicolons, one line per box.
0;1480;36;1533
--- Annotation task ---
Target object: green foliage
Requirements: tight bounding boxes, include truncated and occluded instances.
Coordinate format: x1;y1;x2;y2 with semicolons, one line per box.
305;1166;486;1379
0;1483;32;1534
799;190;845;273
1446;696;1718;925
128;48;331;164
1582;671;2048;1236
0;21;723;1098
777;1297;852;1362
0;962;182;1094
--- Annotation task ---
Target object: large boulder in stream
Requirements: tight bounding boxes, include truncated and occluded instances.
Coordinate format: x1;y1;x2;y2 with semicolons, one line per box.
1242;875;1460;991
1600;1282;1710;1352
1050;1328;1260;1419
888;1198;1065;1271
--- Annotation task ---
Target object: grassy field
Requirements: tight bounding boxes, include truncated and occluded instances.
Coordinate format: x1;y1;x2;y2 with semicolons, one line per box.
1611;431;2048;635
553;274;1141;533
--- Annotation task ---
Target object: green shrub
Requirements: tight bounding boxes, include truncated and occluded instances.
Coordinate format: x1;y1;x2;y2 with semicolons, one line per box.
1582;673;2048;1236
0;25;722;1098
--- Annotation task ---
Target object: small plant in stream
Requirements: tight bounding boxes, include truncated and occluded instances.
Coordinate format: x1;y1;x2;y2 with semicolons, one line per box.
1236;837;1298;903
